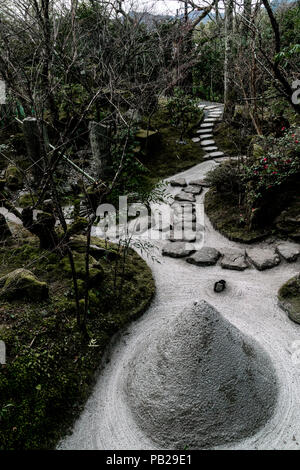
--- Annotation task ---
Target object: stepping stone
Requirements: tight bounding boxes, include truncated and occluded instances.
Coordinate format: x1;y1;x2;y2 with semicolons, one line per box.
162;242;195;258
209;151;224;158
189;178;210;187
201;139;215;147
203;154;213;160
186;247;221;266
174;191;196;203
204;118;218;122
197;128;213;134
183;185;203;195
200;134;213;140
169;231;196;243
204;146;218;152
174;211;196;223
276;242;300;262
192;137;201;143
171;202;195;213
170;178;187;187
221;249;248;271
246;248;280;271
200;123;214;129
205;105;220;110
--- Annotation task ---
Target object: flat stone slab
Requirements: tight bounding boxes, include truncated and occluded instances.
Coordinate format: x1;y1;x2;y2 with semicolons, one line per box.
200;123;214;129
276;242;300;262
196;128;213;134
246;248;281;271
189;178;210;187
221;249;248;271
201;139;215;146
204;146;218;152
186;247;221;266
169;178;187;187
209;151;224;158
162;242;195;258
183;185;203;195
191;137;200;143
200;134;213;139
204;118;218;122
174;191;196;203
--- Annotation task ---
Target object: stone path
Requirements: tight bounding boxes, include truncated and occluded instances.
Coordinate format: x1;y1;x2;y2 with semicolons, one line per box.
163;102;300;273
59;101;300;451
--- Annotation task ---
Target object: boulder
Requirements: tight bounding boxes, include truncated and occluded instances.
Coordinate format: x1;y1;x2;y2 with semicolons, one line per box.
182;185;202;195
221;249;248;271
246;247;280;271
0;268;48;301
186;247;221;266
169;178;187;187
5;165;23;190
276;242;300;262
68;235;119;261
162;242;195;258
174;191;195;203
278;274;300;324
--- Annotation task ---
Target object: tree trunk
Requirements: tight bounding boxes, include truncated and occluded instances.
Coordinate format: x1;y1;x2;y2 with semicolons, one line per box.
224;0;235;119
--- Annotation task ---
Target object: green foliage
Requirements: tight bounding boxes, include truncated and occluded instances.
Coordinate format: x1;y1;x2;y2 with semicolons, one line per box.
0;238;155;449
166;88;201;141
241;128;300;210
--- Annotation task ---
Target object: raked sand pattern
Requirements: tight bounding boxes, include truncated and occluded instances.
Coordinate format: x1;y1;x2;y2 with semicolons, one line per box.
59;102;300;450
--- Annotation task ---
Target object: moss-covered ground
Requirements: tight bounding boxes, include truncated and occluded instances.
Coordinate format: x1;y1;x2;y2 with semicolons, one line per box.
0;229;155;449
205;189;271;243
140;103;205;184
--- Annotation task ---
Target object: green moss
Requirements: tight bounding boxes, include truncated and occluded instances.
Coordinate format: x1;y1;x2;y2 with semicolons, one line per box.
5;165;23;190
0;237;155;450
140;104;205;183
214;122;252;157
205;189;270;243
278;275;300;324
0;268;48;301
17;193;38;208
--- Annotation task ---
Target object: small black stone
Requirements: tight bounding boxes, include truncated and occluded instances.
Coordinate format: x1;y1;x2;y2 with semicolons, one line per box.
214;280;226;293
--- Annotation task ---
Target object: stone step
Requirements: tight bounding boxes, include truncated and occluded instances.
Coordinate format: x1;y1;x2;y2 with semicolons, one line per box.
200;139;215;147
191;137;201;143
204;146;218;152
209;151;224;158
169;178;187;187
200;123;214;129
186;247;221;266
199;134;213;139
196;128;213;134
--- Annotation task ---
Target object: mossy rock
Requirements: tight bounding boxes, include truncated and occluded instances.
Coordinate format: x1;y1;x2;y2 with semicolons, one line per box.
278;274;300;324
252;143;264;159
69;235;119;260
0;268;49;301
60;251;104;287
18;193;37;208
5;165;23;190
136;129;160;151
67;217;89;236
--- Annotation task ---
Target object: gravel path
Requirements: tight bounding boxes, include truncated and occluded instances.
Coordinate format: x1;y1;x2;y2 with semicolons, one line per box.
59;104;300;450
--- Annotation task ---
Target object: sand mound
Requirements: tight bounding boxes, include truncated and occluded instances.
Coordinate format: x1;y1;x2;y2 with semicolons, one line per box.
125;300;278;449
